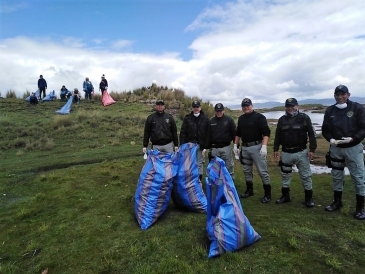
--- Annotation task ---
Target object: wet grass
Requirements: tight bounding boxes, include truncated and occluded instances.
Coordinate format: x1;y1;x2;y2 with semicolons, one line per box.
1;98;365;273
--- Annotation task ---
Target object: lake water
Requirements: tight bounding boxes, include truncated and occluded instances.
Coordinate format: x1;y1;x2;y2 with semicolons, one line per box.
262;111;324;126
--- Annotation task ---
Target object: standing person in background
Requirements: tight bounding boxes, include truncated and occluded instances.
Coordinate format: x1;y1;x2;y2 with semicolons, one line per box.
322;84;365;220
99;74;108;95
37;75;47;99
83;77;94;100
208;103;236;179
180;100;210;182
273;98;317;207
234;98;272;203
142;100;178;154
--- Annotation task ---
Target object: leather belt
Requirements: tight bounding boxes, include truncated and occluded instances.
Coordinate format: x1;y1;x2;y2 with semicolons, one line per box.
242;140;261;147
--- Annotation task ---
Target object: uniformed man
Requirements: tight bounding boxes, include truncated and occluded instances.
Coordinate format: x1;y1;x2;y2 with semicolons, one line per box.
234;98;272;203
322;85;365;220
273;98;317;207
180;100;210;181
143;100;178;153
208;103;236;179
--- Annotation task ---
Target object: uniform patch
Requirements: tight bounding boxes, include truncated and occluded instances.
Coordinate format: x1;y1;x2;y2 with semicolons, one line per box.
165;119;170;123
347;111;353;118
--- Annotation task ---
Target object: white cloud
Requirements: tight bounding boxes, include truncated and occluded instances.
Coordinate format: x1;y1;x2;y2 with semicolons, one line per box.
1;0;365;106
0;2;27;13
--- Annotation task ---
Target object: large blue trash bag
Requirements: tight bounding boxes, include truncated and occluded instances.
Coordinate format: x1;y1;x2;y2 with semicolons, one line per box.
134;149;178;230
42;90;56;101
171;143;207;213
25;90;40;102
55;95;73;115
206;157;261;258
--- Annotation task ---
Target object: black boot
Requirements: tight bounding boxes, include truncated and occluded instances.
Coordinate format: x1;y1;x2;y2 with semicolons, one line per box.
325;191;343;212
354;195;365;220
199;174;202;182
261;184;271;203
305;189;315;207
276;187;291;204
241;182;254;198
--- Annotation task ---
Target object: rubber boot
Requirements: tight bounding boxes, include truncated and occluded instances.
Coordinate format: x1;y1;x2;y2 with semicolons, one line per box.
325;191;343;212
305;189;315;207
241;181;254;198
276;187;291;204
354;195;365;220
261;184;271;203
199;174;202;182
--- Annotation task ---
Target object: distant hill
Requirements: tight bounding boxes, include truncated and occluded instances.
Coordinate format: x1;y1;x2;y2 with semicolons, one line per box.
228;97;365;109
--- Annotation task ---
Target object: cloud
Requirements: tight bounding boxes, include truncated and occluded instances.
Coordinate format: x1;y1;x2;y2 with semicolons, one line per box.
1;0;365;107
0;2;27;13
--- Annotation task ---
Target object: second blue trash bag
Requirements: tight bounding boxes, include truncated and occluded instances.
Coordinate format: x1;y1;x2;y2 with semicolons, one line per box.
171;143;207;213
206;156;261;258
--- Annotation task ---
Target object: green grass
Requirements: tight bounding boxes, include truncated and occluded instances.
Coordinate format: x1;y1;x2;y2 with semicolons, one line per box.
1;98;365;274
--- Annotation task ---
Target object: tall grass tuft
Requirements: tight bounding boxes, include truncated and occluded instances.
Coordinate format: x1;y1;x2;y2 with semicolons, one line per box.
6;90;17;98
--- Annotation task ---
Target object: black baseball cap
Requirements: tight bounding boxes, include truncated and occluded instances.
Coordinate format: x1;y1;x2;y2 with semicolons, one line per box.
215;103;224;111
241;98;252;107
192;100;201;107
285;98;298;107
334;84;349;94
156;99;164;105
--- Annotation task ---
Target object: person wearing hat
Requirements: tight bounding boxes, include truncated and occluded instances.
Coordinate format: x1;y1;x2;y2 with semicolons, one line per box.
143;99;178;154
60;85;71;101
83;77;94;100
273;98;317;207
37;75;47;99
180;100;210;181
322;85;365;220
99;74;108;96
233;98;272;203
208;103;236;179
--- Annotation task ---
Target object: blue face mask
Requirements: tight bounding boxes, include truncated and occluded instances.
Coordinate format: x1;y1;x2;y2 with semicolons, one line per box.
193;112;200;117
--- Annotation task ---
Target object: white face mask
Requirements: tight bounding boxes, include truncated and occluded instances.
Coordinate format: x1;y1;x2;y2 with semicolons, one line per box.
193;112;200;117
335;103;347;109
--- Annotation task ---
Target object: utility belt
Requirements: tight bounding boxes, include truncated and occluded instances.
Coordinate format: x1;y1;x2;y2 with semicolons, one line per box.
242;140;262;147
325;152;346;170
282;146;306;153
211;142;231;148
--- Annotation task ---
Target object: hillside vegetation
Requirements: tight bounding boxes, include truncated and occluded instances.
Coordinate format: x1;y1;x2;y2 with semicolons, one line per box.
0;92;365;274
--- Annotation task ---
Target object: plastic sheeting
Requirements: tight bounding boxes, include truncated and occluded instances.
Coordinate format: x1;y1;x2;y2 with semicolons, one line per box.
42;90;56;101
55;95;73;115
102;90;115;106
134;150;177;230
206;157;261;258
171;143;207;213
25;90;40;102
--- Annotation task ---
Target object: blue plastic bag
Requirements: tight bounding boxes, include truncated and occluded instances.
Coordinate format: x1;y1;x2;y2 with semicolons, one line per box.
206;157;261;257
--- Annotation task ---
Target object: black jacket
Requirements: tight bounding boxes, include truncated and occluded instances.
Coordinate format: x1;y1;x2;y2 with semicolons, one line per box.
99;79;108;91
209;114;236;148
274;112;317;152
322;99;365;147
143;111;178;147
38;78;47;88
180;110;210;150
236;110;271;143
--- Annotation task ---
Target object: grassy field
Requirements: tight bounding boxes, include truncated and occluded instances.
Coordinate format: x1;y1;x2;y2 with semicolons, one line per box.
1;98;365;274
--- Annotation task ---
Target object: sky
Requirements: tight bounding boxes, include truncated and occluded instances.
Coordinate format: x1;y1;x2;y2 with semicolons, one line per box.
1;0;365;106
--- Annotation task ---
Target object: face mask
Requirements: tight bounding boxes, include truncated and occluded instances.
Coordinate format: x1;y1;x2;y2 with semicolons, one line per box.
335;103;347;109
286;109;298;117
193;112;200;117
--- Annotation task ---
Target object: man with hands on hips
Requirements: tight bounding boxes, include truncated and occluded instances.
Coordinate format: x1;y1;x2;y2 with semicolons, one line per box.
273;98;317;207
322;84;365;220
142;99;178;154
234;98;271;203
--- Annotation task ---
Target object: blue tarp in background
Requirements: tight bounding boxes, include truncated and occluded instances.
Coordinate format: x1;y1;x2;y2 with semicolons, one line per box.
42;90;56;101
55;95;73;115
